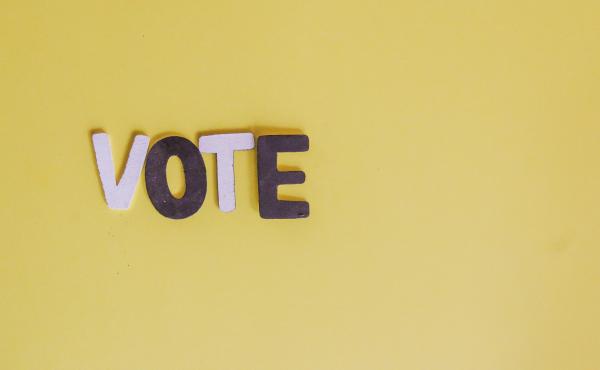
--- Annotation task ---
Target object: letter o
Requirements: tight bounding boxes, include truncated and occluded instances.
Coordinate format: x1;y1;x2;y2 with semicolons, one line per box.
145;136;207;219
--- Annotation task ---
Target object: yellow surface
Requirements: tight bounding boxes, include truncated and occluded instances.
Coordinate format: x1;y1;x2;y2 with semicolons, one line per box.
1;1;599;369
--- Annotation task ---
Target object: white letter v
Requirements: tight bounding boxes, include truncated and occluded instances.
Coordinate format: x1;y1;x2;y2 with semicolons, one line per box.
92;132;149;210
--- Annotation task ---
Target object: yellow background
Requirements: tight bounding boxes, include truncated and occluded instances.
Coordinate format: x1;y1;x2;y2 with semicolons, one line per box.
1;1;599;369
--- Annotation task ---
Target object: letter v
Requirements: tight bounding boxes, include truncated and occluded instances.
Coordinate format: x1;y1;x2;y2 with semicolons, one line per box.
92;133;150;209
